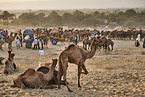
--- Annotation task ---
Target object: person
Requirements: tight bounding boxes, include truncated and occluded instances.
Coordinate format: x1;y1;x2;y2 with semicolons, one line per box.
41;38;44;49
37;38;40;49
33;38;38;50
16;36;20;49
76;34;79;45
135;38;140;47
39;49;44;56
19;29;23;47
143;37;145;48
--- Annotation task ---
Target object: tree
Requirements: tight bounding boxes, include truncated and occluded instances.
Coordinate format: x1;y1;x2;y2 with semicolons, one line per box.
72;10;85;26
125;9;137;17
0;11;14;27
46;11;63;26
62;13;73;26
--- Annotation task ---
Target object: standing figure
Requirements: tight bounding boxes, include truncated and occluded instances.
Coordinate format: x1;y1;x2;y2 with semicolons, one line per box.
41;38;44;49
37;38;40;49
33;38;38;50
16;37;20;49
19;29;23;47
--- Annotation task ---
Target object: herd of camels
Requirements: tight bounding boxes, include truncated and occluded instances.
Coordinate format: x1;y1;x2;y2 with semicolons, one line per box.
1;33;114;92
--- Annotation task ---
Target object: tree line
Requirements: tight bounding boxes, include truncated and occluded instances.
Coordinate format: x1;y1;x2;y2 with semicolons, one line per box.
0;9;145;29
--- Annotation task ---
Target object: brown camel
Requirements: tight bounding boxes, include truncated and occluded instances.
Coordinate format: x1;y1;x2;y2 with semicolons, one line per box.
57;39;99;92
12;59;58;89
8;33;18;50
3;50;16;75
98;37;114;51
106;39;114;51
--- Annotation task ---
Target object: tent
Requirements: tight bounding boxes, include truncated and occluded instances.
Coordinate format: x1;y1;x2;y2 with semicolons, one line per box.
23;29;34;39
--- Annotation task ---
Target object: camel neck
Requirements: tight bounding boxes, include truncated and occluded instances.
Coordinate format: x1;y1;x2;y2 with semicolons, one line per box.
43;61;57;82
86;44;96;59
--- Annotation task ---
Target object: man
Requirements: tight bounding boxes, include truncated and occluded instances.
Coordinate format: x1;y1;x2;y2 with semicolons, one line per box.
33;38;38;50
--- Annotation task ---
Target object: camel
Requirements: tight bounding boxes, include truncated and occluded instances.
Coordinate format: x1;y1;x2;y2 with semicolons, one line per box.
43;35;49;47
57;39;99;92
106;39;114;51
37;65;58;85
8;33;18;50
3;50;16;75
98;37;114;51
12;59;58;89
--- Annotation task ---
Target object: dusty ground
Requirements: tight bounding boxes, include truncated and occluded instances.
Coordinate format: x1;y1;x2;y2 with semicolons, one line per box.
0;40;145;97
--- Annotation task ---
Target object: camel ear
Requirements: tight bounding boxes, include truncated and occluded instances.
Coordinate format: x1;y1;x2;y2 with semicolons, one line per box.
52;59;57;61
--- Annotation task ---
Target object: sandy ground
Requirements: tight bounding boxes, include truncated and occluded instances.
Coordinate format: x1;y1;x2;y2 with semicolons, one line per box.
0;40;145;97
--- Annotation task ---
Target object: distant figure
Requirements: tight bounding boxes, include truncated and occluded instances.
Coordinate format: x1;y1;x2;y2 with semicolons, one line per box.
33;38;38;50
137;34;141;41
143;37;145;48
37;38;40;49
19;29;23;47
41;38;44;49
16;37;20;49
135;38;140;47
39;49;44;56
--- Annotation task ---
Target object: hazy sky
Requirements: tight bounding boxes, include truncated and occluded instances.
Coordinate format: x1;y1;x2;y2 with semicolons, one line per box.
0;0;144;10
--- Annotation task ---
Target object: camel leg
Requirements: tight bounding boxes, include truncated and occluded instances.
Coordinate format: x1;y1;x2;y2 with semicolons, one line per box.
81;64;88;75
78;62;88;87
78;65;82;87
62;61;73;92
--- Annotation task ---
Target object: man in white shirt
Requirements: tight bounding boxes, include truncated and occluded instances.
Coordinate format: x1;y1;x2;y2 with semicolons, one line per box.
33;38;38;50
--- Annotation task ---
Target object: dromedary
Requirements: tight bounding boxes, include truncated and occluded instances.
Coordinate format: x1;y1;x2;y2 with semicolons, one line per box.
3;50;16;75
57;39;99;92
98;37;114;51
12;59;58;89
8;33;18;50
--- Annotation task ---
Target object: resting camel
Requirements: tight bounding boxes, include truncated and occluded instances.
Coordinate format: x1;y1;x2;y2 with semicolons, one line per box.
3;50;16;75
57;39;99;92
12;59;58;89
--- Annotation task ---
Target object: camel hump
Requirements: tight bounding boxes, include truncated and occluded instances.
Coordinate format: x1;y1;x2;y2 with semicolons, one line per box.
37;66;49;74
65;44;76;50
22;68;35;76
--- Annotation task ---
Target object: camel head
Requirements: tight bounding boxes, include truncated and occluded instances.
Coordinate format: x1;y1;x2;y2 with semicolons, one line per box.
51;59;58;68
90;39;99;49
3;58;14;75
